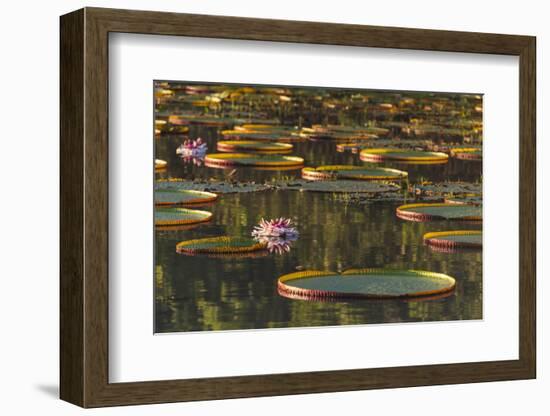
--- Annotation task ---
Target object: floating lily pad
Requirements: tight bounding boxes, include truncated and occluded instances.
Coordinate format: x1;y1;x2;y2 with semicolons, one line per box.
156;180;273;194
444;195;482;206
451;148;482;160
360;148;449;163
176;236;266;255
309;132;378;141
301;165;408;181
423;230;482;249
235;124;297;132
170;115;279;127
157;125;190;135
221;130;302;142
154;189;218;206
311;125;390;136
277;269;456;300
205;153;304;168
155;207;212;226
155;159;167;169
217;140;293;154
167;115;191;125
396;203;482;222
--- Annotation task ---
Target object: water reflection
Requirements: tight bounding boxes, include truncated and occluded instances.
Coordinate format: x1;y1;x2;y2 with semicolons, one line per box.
154;85;482;333
155;191;482;332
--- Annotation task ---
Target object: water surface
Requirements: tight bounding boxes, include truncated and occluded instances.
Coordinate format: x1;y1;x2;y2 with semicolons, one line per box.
154;87;482;333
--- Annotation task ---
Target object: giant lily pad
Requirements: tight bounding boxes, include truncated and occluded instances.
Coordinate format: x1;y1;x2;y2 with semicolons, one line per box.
301;165;408;181
360;148;448;163
154;189;218;206
205;153;304;168
444;195;482;206
311;124;389;136
220;130;302;142
423;230;482;249
278;269;456;300
217;140;293;154
176;236;266;255
155;207;212;226
396;203;482;222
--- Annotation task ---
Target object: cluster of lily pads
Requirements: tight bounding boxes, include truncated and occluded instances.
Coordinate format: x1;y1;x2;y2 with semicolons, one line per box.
154;82;483;301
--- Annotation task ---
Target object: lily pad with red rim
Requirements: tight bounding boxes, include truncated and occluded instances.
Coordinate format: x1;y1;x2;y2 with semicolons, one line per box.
277;269;456;300
396;203;482;222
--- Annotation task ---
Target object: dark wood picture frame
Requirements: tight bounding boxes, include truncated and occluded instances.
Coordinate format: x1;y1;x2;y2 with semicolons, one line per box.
60;7;536;408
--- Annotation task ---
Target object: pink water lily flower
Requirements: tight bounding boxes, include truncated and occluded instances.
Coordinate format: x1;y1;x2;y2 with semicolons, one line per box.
252;218;299;254
176;137;207;157
252;217;299;240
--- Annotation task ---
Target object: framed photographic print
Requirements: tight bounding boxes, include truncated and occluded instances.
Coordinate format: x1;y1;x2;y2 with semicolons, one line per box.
60;7;536;408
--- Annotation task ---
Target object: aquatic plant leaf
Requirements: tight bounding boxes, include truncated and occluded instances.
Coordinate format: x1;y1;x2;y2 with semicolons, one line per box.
360;148;449;163
444;195;482;206
396;203;482;221
156;180;273;194
302;165;408;181
154;189;218;206
450;147;483;160
155;207;212;226
217;140;293;153
423;230;482;248
205;153;304;168
176;236;267;254
282;180;400;193
278;269;456;300
155;159;167;169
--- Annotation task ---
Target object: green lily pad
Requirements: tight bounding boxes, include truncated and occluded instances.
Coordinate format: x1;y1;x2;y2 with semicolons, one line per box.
154;189;218;206
155;159;167;169
312;125;389;136
221;130;302;142
337;139;431;153
176;236;266;255
444;195;482;205
217;140;293;153
360;148;449;163
155;207;212;226
205;153;304;168
451;148;483;160
423;230;482;248
278;269;456;300
301;165;408;181
396;203;482;221
156;180;273;194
